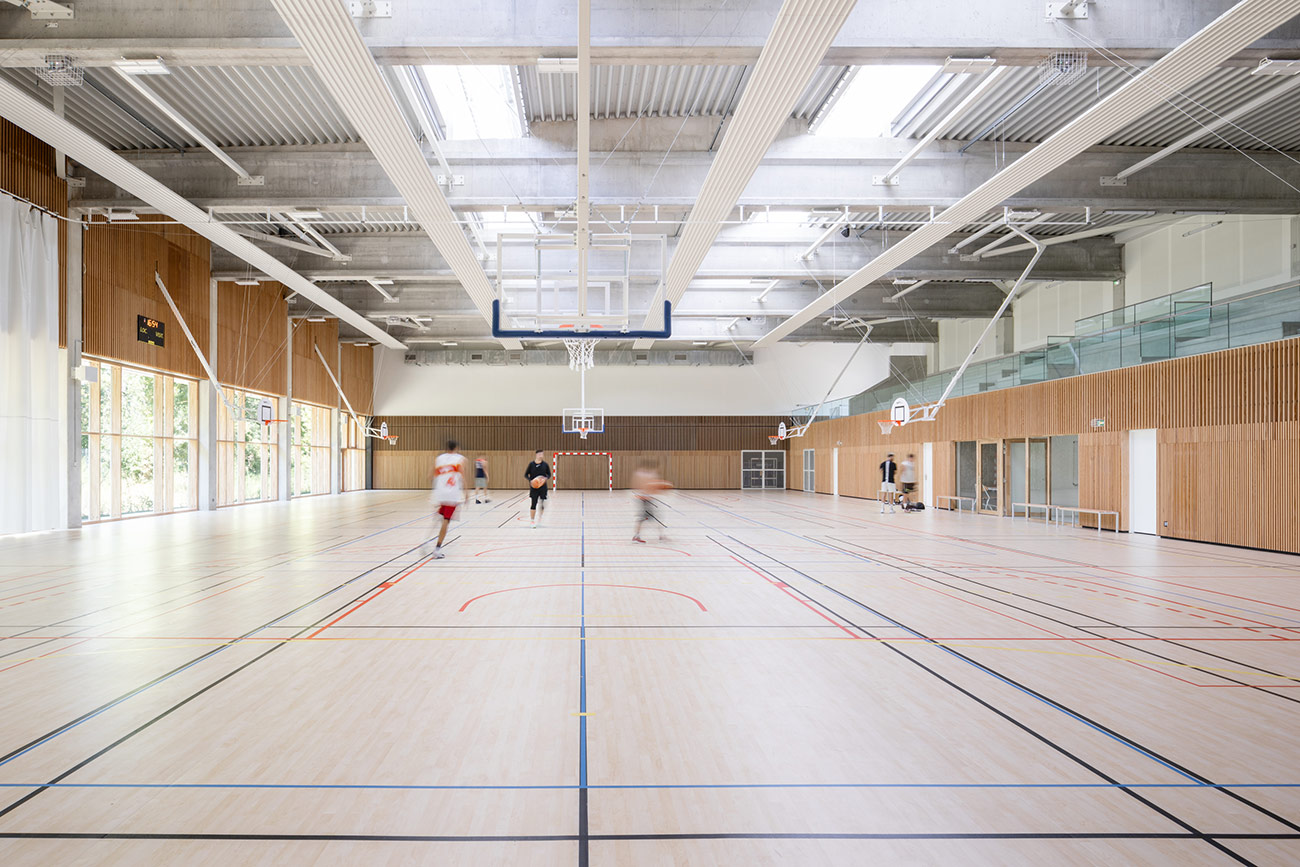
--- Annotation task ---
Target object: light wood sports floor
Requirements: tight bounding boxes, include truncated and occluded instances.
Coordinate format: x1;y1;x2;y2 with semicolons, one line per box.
0;490;1298;865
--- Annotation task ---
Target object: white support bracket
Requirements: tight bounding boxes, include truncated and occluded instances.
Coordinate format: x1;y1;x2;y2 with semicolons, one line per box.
1099;176;1128;187
781;325;875;440
312;342;385;441
236;175;267;186
2;0;74;20
435;174;465;187
1046;1;1088;19
892;224;1045;432
154;272;240;420
348;0;391;17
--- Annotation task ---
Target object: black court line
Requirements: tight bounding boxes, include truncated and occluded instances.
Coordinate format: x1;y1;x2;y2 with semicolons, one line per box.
709;537;1233;850
0;503;439;661
678;497;1271;865
0;546;439;821
828;536;1300;705
928;570;1300;702
0;831;1295;842
0;495;525;819
758;529;1300;839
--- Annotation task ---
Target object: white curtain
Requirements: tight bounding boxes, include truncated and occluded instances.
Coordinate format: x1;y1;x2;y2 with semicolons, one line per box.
0;195;61;535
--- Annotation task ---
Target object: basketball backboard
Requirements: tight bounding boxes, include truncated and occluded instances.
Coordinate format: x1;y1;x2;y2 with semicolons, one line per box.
562;408;605;439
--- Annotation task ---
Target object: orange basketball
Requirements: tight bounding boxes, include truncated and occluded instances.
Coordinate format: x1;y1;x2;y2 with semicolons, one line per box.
650;480;673;492
530;476;547;489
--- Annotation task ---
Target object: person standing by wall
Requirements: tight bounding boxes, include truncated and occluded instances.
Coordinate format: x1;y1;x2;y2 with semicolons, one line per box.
473;454;490;504
879;453;898;515
899;453;917;510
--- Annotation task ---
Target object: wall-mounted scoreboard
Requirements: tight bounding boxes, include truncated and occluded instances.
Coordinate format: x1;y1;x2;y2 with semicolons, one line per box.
137;315;165;347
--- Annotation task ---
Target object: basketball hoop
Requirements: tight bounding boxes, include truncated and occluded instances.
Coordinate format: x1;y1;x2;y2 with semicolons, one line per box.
564;338;597;371
768;435;780;446
877;419;901;436
385;435;399;445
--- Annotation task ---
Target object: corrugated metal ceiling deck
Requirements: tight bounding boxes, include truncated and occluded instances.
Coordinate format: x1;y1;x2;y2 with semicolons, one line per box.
0;65;359;150
519;62;848;123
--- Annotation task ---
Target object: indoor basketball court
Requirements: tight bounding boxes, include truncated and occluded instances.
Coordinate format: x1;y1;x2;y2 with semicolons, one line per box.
2;1;1300;865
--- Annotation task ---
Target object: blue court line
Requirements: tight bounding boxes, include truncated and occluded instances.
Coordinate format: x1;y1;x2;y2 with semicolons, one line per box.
579;494;588;792
682;495;1209;786
0;782;1295;791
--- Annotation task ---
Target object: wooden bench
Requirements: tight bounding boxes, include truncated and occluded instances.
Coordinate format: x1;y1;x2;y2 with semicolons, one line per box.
1012;502;1120;533
935;495;976;513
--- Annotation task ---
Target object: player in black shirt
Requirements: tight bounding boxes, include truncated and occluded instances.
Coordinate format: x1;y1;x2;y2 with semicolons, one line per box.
525;450;551;527
879;453;898;515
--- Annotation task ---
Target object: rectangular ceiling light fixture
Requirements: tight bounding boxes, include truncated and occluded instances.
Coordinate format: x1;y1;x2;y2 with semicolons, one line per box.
233;278;262;286
536;57;580;75
291;209;325;220
114;57;170;75
940;56;997;75
1252;58;1300;76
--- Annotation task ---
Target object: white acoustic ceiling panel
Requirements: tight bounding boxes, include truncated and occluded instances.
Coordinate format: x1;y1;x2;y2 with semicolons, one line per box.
270;0;510;344
639;0;857;339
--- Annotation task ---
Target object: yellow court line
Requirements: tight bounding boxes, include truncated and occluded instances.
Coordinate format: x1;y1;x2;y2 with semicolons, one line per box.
3;635;1298;683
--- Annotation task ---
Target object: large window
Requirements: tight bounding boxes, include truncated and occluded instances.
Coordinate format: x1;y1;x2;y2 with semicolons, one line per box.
291;401;333;496
80;360;198;521
341;413;366;492
217;388;279;506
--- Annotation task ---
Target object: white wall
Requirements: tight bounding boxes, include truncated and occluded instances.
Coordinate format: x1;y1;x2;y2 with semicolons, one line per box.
373;342;893;416
936;318;1010;371
1123;214;1294;305
1013;280;1117;351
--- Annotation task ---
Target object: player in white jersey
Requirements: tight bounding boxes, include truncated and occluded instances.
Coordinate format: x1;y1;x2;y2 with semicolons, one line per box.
425;440;469;559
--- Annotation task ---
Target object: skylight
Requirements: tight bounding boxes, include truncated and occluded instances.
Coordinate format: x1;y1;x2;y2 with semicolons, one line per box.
421;65;523;140
814;65;941;137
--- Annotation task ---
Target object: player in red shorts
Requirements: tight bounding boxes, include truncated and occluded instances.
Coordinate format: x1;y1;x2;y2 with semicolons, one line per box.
425;440;469;559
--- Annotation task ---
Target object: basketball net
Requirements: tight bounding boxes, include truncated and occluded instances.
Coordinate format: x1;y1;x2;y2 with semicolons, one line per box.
564;338;597;371
565;338;597;438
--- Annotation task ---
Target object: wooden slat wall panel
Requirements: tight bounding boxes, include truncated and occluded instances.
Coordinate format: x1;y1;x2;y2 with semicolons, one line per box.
377;416;784;453
1;118;69;346
216;281;289;395
290;319;341;408
795;337;1300;551
373;449;744;491
83;218;210;378
340;344;374;415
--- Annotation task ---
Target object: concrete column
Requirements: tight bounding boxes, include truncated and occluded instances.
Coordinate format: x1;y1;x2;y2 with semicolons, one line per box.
280;318;292;501
330;343;342;495
330;408;342;495
198;278;218;510
64;215;83;529
1291;216;1300;279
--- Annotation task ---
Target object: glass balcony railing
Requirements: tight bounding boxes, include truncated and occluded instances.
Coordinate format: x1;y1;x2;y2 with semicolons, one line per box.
843;278;1300;417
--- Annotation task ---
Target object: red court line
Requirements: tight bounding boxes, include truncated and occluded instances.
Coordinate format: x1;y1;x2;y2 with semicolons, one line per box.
729;556;860;639
0;638;95;674
308;557;435;638
459;584;707;613
0;580;78;604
